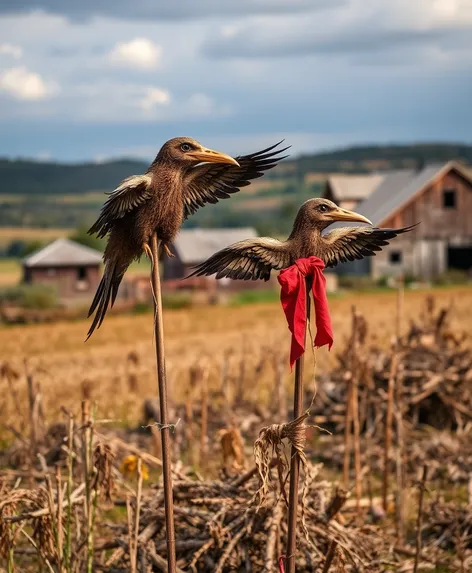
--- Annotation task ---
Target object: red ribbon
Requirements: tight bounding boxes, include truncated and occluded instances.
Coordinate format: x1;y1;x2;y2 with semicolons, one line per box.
278;555;286;573
278;257;333;368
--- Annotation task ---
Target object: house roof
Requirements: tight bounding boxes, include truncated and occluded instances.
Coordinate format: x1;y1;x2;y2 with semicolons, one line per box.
23;238;103;268
173;228;258;264
355;161;472;226
325;174;385;201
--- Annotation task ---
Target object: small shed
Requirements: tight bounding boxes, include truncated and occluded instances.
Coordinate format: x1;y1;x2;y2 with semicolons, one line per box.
23;238;102;303
163;227;257;283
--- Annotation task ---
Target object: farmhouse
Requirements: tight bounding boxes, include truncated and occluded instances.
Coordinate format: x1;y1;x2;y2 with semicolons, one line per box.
324;161;472;279
163;227;258;284
23;238;102;303
323;173;385;210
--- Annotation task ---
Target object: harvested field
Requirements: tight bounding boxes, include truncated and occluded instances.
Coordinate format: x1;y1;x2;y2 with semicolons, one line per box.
0;286;472;571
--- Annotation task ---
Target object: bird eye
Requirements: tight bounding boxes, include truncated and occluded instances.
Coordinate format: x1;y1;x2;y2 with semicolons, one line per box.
180;143;192;152
318;204;329;212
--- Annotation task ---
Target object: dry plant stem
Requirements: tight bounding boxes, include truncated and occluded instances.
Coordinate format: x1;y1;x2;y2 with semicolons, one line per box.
351;308;362;520
413;465;428;573
396;275;404;340
322;540;338;573
383;352;397;512
64;415;73;572
200;364;209;467
395;365;405;543
343;379;353;486
285;276;311;573
150;232;177;573
56;466;64;573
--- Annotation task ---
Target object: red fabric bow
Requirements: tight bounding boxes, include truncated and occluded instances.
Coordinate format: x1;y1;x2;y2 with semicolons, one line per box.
278;257;333;368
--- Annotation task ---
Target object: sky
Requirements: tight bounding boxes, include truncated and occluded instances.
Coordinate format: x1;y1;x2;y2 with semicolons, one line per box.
0;0;471;162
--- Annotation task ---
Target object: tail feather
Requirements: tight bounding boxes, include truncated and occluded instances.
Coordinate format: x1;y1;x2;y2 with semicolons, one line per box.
86;261;122;340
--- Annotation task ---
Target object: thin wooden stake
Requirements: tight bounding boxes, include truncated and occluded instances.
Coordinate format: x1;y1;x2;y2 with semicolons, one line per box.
413;465;428;573
285;276;311;573
350;308;362;520
383;351;397;512
343;378;353;486
395;364;405;543
150;233;177;573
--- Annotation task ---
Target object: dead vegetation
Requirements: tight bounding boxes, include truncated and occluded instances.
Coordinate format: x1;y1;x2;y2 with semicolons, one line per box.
0;288;472;571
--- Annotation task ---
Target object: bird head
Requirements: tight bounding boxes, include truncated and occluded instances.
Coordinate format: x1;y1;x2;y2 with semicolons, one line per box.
301;198;373;230
156;137;240;168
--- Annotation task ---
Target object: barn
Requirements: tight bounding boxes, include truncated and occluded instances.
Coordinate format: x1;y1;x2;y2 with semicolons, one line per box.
324;161;472;279
23;238;102;303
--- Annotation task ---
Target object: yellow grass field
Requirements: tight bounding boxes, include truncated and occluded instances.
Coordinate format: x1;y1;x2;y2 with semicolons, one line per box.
0;258;21;286
0;227;69;246
1;286;471;432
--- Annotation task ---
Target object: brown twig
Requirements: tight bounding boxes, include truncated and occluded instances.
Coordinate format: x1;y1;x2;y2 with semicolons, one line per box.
150;233;177;573
322;540;338;573
383;351;397;512
285;276;311;573
413;465;428;573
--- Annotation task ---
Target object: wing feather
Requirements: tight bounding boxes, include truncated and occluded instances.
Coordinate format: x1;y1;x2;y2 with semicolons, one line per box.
322;225;416;267
188;237;291;282
88;174;153;238
182;141;289;219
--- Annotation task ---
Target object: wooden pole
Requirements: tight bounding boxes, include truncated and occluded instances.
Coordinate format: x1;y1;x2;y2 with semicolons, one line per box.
150;233;177;573
285;276;311;573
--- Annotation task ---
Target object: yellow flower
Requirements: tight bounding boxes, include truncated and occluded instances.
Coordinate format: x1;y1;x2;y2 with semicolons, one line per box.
120;455;149;480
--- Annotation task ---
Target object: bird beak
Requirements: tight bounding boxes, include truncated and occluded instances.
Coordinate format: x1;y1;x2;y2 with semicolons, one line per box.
187;147;240;167
328;207;373;225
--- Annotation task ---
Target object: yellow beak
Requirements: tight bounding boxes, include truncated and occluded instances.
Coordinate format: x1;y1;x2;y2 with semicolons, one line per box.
187;147;240;167
328;207;372;225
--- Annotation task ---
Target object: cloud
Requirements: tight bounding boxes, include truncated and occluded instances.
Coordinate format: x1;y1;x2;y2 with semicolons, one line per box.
0;67;58;100
109;38;161;69
140;87;170;110
0;43;22;58
0;0;341;21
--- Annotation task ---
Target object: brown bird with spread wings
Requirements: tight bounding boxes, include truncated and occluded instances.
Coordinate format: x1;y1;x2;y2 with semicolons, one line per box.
87;137;288;338
190;198;416;280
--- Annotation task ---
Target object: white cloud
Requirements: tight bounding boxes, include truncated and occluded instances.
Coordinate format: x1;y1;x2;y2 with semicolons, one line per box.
0;67;58;100
140;87;171;110
0;43;22;59
110;38;161;69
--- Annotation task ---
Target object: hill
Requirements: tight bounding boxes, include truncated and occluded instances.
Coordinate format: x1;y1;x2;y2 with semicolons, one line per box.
1;142;472;196
0;142;471;239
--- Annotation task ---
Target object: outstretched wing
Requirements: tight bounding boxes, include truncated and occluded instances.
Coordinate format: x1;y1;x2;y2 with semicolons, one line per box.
189;237;292;281
322;225;416;268
182;141;289;219
88;174;152;238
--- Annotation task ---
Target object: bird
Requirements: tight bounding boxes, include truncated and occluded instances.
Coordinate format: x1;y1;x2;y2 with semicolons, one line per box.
86;136;289;338
189;198;416;281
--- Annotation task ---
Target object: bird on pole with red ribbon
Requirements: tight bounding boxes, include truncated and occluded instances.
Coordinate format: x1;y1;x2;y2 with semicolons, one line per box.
190;197;415;364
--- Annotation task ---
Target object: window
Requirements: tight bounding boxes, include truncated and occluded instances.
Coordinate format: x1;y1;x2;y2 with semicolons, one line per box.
389;251;402;264
77;266;87;280
443;189;456;209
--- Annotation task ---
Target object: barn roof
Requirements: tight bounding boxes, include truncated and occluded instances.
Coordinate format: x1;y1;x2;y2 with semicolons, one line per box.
23;238;103;268
356;161;472;226
325;174;385;201
173;228;258;264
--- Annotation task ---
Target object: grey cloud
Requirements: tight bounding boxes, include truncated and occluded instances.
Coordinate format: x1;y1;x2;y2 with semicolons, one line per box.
202;25;470;59
0;0;339;21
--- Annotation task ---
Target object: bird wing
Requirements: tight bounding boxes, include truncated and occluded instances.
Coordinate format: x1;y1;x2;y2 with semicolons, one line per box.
188;237;292;281
182;141;289;219
88;174;153;238
322;225;416;268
